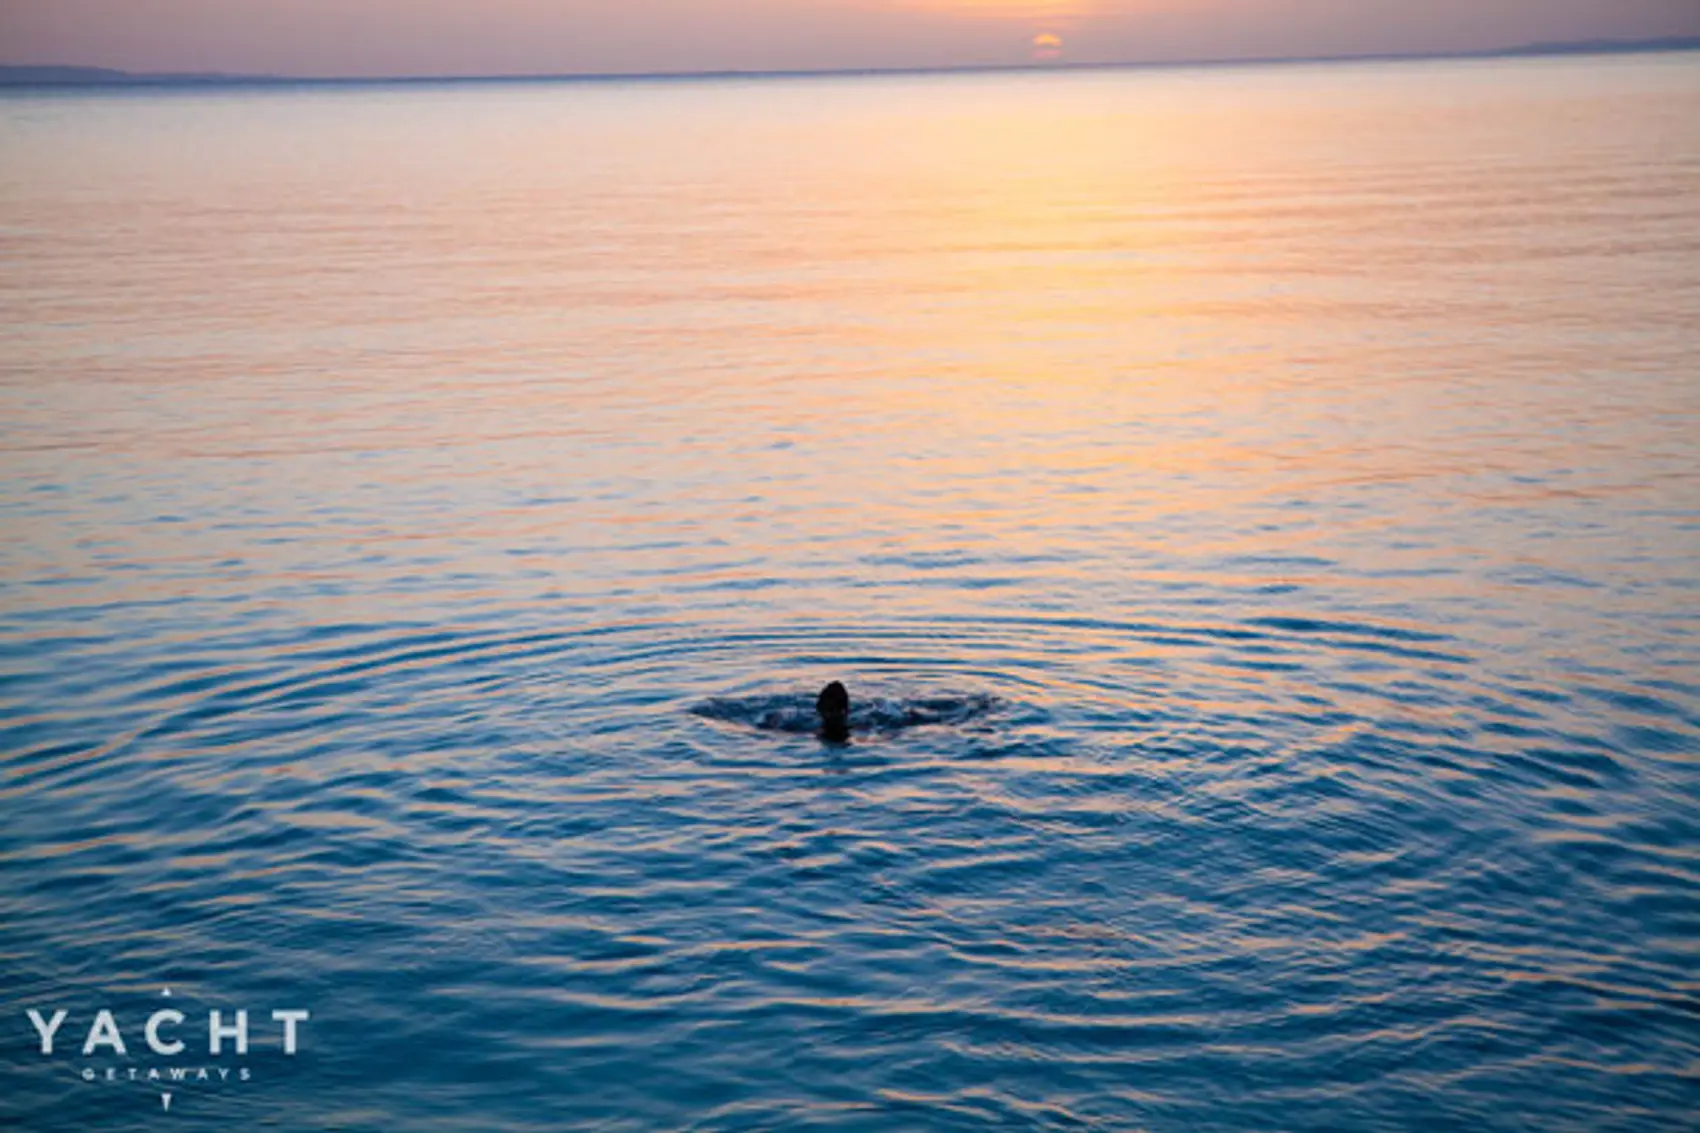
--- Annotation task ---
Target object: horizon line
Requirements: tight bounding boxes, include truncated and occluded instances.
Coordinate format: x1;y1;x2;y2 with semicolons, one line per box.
2;35;1697;89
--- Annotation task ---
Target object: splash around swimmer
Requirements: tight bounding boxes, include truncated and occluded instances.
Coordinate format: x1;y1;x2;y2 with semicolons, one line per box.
691;683;999;740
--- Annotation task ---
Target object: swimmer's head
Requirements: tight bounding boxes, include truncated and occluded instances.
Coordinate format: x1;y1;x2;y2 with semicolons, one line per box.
816;681;850;739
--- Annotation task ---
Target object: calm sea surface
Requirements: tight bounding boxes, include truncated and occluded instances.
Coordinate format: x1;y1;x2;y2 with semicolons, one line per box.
2;55;1698;1131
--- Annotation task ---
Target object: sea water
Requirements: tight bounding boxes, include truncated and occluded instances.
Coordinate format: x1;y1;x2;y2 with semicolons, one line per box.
2;54;1697;1130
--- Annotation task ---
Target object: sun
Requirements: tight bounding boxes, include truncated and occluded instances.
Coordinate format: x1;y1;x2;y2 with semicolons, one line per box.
1032;32;1065;61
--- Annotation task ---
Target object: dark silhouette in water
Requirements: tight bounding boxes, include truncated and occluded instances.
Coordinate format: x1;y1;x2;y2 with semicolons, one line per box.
816;681;851;742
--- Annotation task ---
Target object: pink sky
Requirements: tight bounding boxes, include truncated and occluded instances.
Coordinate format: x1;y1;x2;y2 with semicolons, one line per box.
1;0;1696;77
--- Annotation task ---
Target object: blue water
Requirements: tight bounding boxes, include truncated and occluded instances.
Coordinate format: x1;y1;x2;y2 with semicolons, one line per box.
3;55;1699;1130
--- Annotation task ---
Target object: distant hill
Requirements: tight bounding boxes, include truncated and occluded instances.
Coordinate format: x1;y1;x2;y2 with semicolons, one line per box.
1500;36;1700;57
1;36;1696;88
0;65;281;86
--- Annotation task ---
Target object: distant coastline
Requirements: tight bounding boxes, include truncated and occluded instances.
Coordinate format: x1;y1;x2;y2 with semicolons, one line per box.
2;36;1697;88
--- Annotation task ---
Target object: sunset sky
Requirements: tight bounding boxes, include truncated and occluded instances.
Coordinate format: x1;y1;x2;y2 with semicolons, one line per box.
1;0;1696;77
